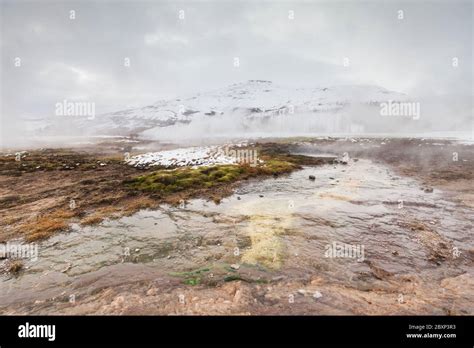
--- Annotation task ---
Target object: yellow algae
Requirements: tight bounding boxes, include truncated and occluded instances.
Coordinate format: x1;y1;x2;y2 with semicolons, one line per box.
230;199;295;270
241;217;286;269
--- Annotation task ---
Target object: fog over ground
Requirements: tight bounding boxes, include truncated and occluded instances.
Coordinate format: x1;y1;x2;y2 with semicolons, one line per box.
0;0;472;147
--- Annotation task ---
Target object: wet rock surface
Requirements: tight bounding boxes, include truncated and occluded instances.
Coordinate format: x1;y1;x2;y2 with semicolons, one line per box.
0;139;473;315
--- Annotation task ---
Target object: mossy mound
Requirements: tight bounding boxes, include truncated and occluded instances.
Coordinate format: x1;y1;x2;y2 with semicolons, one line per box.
126;158;299;194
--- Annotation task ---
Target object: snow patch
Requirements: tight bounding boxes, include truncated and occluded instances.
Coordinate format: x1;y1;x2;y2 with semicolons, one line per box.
126;146;240;168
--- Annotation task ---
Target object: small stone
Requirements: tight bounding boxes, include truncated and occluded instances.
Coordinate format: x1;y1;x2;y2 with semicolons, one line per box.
259;195;264;198
424;187;433;193
230;264;240;270
61;263;72;273
146;288;158;296
338;153;350;164
271;275;286;282
309;175;316;181
313;291;323;299
237;196;241;200
233;289;242;303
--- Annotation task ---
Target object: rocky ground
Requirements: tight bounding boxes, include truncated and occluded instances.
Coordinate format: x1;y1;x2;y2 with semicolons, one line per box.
0;137;473;315
0;141;328;243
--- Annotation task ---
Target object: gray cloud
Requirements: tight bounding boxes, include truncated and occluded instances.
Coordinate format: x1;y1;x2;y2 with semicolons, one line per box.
1;0;472;129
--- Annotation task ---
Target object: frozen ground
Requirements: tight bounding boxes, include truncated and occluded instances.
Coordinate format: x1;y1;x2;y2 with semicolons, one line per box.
126;146;242;168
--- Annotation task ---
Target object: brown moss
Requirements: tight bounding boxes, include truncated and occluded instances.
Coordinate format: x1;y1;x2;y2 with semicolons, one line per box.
2;215;22;225
122;197;156;215
8;260;24;274
80;215;105;226
22;209;76;242
80;206;122;226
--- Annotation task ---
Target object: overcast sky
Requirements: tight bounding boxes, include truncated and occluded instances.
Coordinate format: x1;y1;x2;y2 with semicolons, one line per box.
1;0;472;121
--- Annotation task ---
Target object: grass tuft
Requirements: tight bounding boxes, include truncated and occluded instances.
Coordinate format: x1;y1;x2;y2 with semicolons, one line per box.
22;209;76;242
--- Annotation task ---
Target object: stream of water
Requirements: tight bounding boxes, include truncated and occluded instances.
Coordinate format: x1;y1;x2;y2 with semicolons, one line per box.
1;158;472;314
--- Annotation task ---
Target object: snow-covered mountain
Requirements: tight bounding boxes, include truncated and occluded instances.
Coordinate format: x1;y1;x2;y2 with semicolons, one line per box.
35;80;409;138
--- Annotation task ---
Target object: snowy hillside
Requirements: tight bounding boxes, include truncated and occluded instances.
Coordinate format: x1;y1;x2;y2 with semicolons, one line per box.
35;80;408;138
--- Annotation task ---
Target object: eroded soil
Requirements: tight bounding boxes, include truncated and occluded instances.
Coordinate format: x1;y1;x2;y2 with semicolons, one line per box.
0;137;473;315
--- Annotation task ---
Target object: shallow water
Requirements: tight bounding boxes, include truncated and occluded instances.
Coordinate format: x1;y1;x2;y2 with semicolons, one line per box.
1;158;473;314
